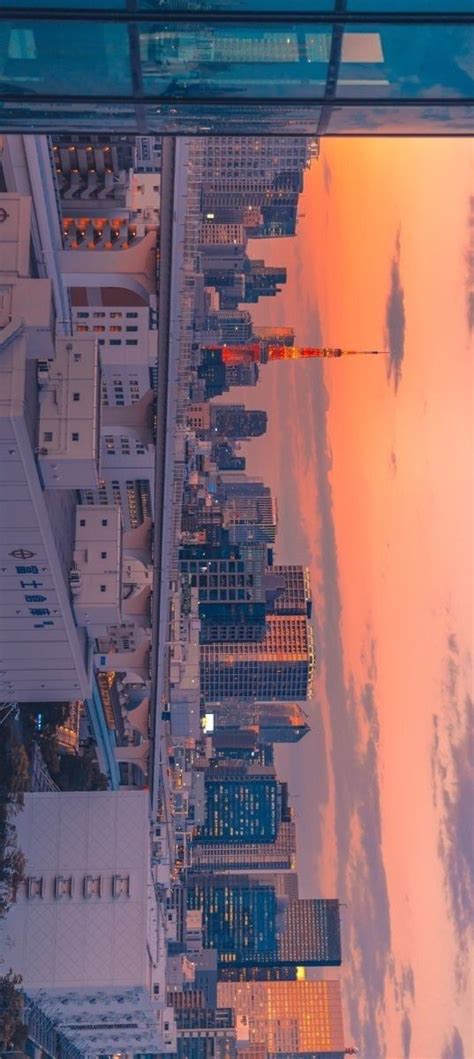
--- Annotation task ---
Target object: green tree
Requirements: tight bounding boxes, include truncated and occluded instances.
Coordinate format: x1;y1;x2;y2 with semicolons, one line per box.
0;971;26;1051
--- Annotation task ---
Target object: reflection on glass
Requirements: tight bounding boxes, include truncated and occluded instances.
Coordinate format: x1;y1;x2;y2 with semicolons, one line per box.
0;21;132;96
0;10;472;132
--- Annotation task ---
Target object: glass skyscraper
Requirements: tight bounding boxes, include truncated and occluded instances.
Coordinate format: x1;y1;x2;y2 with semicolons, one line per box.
0;4;472;135
186;876;342;970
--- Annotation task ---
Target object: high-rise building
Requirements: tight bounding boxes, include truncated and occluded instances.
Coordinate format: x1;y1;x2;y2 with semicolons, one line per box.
2;10;470;136
174;1007;237;1059
210;702;310;745
217;979;345;1057
191;819;296;873
186;877;341;971
200;616;315;703
267;565;312;618
211;404;268;440
196;769;280;845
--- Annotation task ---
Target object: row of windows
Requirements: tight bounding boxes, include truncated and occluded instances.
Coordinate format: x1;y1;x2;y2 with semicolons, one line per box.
76;311;139;319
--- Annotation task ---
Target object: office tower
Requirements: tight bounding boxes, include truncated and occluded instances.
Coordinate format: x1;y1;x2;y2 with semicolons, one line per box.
199;137;315;184
211;404;267;439
205;310;254;344
0;792;176;1055
217;979;345;1057
200;616;315;703
179;540;269;643
211;702;310;745
267;565;313;618
175;1007;237;1059
213;443;246;473
196;769;280;845
243;260;287;304
186;878;341;970
3;9;471;136
218;479;277;544
191;819;296;873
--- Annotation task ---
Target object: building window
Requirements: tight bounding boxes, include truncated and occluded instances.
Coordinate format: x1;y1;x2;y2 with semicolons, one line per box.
73;392;80;402
110;325;122;333
126;326;138;332
93;325;105;333
74;353;81;362
110;339;122;346
77;312;89;319
80;518;86;527
126;339;137;346
101;551;107;559
110;312;122;319
101;519;108;526
72;432;79;441
93;312;106;319
126;312;138;318
100;585;106;593
43;431;53;442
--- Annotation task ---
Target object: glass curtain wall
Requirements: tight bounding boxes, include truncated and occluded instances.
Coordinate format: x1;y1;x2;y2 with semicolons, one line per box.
0;3;472;134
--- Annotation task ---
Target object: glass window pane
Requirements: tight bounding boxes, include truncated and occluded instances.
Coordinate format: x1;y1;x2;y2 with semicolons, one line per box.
325;101;474;134
139;23;329;99
336;25;474;100
0;21;132;96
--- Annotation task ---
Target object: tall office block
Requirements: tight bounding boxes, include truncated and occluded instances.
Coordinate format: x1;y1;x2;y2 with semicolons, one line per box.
268;565;312;617
1;8;471;135
205;703;310;744
200;616;315;703
217;979;345;1056
191;819;296;872
186;877;341;970
196;769;280;844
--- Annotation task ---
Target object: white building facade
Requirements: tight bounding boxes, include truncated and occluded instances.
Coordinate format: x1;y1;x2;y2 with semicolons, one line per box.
0;791;176;1056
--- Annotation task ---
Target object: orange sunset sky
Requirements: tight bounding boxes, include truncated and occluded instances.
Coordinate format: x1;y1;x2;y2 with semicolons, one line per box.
233;139;473;1059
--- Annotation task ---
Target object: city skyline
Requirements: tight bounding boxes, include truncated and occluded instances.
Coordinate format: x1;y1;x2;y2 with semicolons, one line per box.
0;113;471;1059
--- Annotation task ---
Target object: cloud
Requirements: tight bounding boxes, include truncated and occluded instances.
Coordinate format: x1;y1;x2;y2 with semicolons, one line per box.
431;637;473;990
441;1027;466;1059
400;1012;413;1058
300;376;393;1056
322;155;332;193
384;229;406;392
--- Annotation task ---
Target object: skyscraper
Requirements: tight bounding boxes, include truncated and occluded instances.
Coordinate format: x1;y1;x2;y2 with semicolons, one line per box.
200;616;315;703
186;877;341;970
267;565;312;618
217;979;345;1057
191;819;296;873
211;404;268;439
196;768;280;845
211;702;310;745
